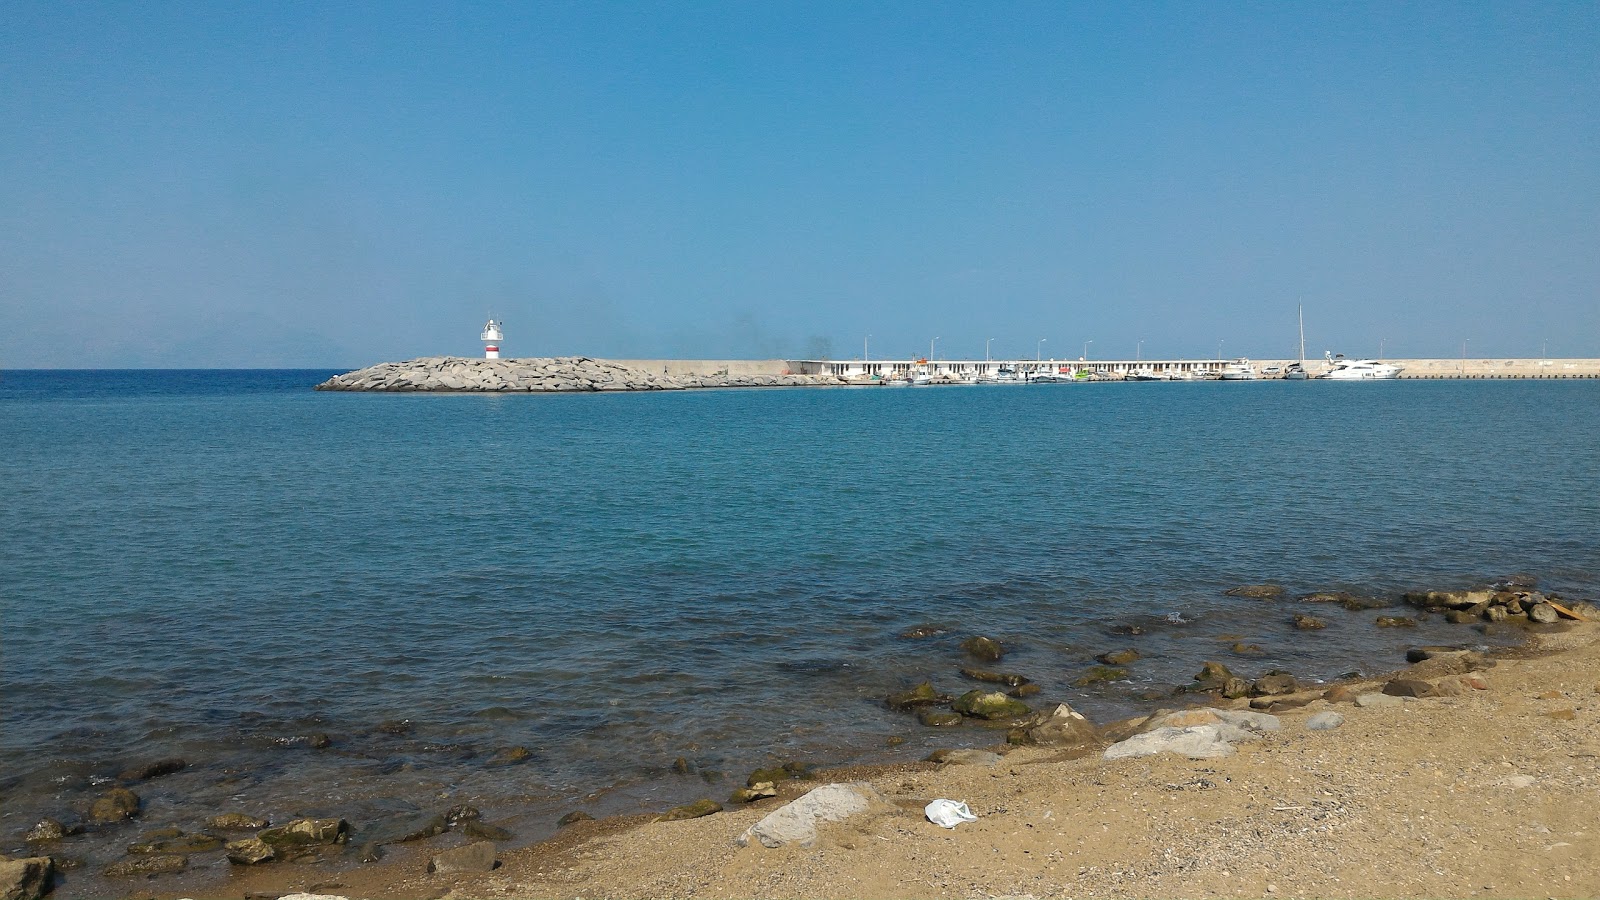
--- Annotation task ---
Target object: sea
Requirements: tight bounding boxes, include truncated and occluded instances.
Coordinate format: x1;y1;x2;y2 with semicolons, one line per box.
2;370;1598;890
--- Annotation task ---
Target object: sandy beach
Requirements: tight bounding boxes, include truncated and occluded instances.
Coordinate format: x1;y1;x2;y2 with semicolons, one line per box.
156;618;1599;900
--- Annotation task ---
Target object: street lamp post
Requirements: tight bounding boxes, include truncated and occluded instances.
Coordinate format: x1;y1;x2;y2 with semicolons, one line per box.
930;336;939;361
1217;339;1224;361
1082;339;1092;360
1037;338;1047;362
1379;338;1385;361
986;337;995;362
864;334;870;362
1136;339;1143;362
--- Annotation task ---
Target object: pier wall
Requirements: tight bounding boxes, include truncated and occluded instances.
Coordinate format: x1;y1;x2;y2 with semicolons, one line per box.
608;359;796;377
787;357;1600;379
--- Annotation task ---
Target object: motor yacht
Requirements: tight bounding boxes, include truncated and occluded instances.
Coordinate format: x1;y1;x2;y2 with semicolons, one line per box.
1319;353;1402;380
1219;358;1260;380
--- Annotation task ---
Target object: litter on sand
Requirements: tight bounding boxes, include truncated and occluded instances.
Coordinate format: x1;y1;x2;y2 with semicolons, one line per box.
924;799;978;828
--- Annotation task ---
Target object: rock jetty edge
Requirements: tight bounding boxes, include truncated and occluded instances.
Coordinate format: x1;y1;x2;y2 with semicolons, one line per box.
315;357;847;392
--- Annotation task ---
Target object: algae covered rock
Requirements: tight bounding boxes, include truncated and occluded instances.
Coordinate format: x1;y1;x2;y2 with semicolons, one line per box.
885;682;949;710
1073;665;1129;686
225;837;275;865
658;799;722;821
1096;649;1141;666
258;817;349;848
1224;584;1285;599
917;709;963;727
88;787;141;824
959;635;1005;662
952;689;1030;720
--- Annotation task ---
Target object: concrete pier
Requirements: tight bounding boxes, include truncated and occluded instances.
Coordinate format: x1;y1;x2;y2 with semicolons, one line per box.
792;358;1600;380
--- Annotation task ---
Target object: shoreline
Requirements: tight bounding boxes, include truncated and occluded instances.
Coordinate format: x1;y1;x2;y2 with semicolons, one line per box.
206;620;1600;900
11;585;1595;900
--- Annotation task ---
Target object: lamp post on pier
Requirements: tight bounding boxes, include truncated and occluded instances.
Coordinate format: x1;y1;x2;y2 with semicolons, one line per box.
1037;338;1047;362
1081;339;1092;360
930;336;939;361
986;337;995;362
864;334;870;362
1136;339;1143;362
1217;339;1224;361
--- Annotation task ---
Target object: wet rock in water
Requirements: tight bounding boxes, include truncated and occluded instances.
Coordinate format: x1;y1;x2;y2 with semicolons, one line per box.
1375;616;1417;628
1008;683;1041;698
885;682;949;711
225;837;276;865
959;667;1030;686
117;758;187;782
0;856;53;900
469;706;522;721
1072;665;1129;687
104;854;186;877
1293;614;1327;630
917;709;963;727
364;813;446;845
1109;623;1146;636
88;787;141;824
556;811;594;827
1012;703;1100;749
485;746;533;767
1193;661;1236;686
1339;595;1392;611
745;762;812;787
1528;603;1560;624
1493;573;1539;589
737;783;889;849
1252;672;1301;696
1230;642;1265;656
258;818;349;848
462;820;513;841
207;813;269;831
376;719;413;735
1306;711;1345;731
729;782;778;804
953;689;1031;720
1445;609;1478;624
443;805;481;827
23;817;78;843
306;732;332;749
671;756;692;775
1224;584;1285;599
1096;649;1141;666
1298;590;1355;604
959;635;1005;662
1485;606;1509;623
427;840;497;875
1383;678;1438;698
128;831;223;854
899;623;947;639
658;799;722;821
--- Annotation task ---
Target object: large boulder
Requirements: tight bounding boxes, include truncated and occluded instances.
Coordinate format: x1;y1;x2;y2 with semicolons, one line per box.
1105;726;1236;760
0;856;53;900
736;783;889;849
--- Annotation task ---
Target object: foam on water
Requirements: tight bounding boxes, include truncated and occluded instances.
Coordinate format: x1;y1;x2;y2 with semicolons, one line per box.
2;371;1598;871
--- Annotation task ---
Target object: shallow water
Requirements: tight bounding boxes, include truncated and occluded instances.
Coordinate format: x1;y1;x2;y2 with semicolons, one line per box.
2;371;1597;888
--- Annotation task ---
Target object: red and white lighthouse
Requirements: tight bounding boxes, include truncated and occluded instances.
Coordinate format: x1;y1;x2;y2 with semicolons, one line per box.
481;318;504;359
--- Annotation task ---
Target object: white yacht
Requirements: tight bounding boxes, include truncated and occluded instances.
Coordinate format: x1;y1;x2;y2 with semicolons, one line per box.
1219;358;1259;380
1127;369;1171;381
1319;353;1403;380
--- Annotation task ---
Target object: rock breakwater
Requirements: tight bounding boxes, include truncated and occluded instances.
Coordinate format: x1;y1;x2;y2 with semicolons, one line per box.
315;357;846;392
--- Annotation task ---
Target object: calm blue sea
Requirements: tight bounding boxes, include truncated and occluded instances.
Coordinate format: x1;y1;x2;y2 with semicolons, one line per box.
2;370;1598;870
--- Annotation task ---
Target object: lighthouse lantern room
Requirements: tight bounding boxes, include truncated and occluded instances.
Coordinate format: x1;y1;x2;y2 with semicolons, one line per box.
480;318;504;359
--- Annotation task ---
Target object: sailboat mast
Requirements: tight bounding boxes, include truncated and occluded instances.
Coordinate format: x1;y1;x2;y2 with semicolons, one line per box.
1297;304;1306;364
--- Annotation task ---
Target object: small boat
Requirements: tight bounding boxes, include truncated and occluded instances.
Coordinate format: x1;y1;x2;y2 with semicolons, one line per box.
1127;369;1171;381
1219;358;1259;380
1319;353;1402;380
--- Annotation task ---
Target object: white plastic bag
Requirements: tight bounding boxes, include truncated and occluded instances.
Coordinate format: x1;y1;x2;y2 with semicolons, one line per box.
924;798;978;828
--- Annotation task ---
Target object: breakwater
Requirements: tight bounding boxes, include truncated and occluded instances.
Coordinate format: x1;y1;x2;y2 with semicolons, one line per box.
314;357;842;392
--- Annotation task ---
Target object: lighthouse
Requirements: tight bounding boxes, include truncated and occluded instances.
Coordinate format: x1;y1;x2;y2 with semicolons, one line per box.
481;318;504;359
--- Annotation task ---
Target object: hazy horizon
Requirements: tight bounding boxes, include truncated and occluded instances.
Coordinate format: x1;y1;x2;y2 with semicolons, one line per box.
4;2;1597;368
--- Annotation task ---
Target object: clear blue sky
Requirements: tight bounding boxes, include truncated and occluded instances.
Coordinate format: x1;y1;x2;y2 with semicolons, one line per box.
3;1;1597;367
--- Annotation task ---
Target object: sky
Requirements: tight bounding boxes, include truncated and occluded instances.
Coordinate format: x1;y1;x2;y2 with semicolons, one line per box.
3;1;1597;367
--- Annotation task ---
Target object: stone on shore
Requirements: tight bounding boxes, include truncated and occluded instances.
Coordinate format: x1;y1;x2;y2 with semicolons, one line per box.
1306;711;1345;731
0;856;53;900
1383;678;1439;698
927;749;1003;767
463;821;514;841
225;837;276;865
427;841;497;874
1105;725;1236;760
1355;692;1403;708
1528;602;1560;624
736;783;888;849
1011;703;1100;748
659;800;722;821
258;818;349;848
